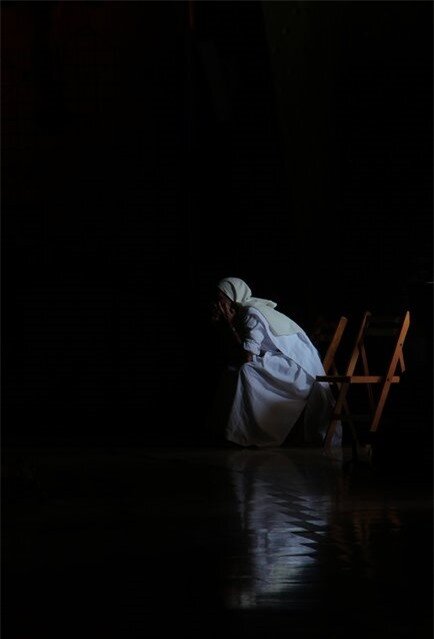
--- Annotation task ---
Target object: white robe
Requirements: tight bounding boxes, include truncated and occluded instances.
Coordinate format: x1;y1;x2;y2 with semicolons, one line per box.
224;308;340;448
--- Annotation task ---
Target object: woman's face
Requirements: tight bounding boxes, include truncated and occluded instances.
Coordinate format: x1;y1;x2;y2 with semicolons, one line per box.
211;289;235;323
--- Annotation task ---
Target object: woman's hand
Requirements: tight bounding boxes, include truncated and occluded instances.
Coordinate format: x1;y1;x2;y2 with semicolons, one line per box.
218;299;236;325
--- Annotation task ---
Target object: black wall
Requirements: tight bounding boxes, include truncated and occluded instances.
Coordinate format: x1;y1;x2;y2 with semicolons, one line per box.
2;1;432;443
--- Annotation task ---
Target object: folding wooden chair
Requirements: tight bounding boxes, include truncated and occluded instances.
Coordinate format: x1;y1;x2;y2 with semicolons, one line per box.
316;310;410;452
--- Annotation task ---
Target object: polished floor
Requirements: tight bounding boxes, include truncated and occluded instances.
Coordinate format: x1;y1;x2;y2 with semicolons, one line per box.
4;444;433;638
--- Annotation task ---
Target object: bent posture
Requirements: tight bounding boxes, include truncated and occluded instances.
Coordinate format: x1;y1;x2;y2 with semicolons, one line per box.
211;277;340;448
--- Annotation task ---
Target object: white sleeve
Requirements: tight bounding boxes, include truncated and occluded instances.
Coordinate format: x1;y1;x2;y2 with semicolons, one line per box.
242;312;266;355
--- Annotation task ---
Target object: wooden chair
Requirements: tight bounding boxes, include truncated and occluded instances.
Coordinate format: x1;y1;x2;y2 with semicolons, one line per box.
316;310;410;452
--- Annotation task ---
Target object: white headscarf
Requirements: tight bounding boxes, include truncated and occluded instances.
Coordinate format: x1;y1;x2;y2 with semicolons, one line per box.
217;277;302;336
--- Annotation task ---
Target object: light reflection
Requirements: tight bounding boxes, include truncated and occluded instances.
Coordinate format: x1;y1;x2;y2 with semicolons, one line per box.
223;448;403;609
224;449;333;608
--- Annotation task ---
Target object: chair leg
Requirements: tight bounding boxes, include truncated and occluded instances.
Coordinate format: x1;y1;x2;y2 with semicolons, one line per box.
324;383;350;450
360;344;375;411
370;381;392;432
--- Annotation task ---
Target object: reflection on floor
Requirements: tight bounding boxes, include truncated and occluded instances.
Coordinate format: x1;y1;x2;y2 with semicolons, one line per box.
4;445;433;638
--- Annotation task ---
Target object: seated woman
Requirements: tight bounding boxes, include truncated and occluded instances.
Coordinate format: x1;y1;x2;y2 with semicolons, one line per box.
211;277;341;448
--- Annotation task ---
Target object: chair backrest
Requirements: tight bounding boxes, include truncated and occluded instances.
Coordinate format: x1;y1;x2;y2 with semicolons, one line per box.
322;316;348;374
362;311;410;375
343;309;410;433
348;311;410;379
310;315;348;374
344;311;372;377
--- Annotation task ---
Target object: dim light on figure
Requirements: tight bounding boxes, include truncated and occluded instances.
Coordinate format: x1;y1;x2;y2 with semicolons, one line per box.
211;277;341;448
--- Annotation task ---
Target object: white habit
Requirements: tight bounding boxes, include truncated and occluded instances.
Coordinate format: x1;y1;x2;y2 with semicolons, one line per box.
225;307;339;448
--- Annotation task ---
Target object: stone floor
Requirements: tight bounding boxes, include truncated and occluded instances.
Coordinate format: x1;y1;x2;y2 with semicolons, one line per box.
3;444;433;638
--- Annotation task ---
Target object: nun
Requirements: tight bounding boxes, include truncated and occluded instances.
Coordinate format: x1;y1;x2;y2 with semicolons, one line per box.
211;277;341;448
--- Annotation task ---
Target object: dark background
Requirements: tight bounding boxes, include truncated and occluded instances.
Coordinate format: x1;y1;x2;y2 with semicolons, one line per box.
2;1;433;445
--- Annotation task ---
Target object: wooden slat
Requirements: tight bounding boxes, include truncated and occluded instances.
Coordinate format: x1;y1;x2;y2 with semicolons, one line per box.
322;316;348;374
317;375;400;383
